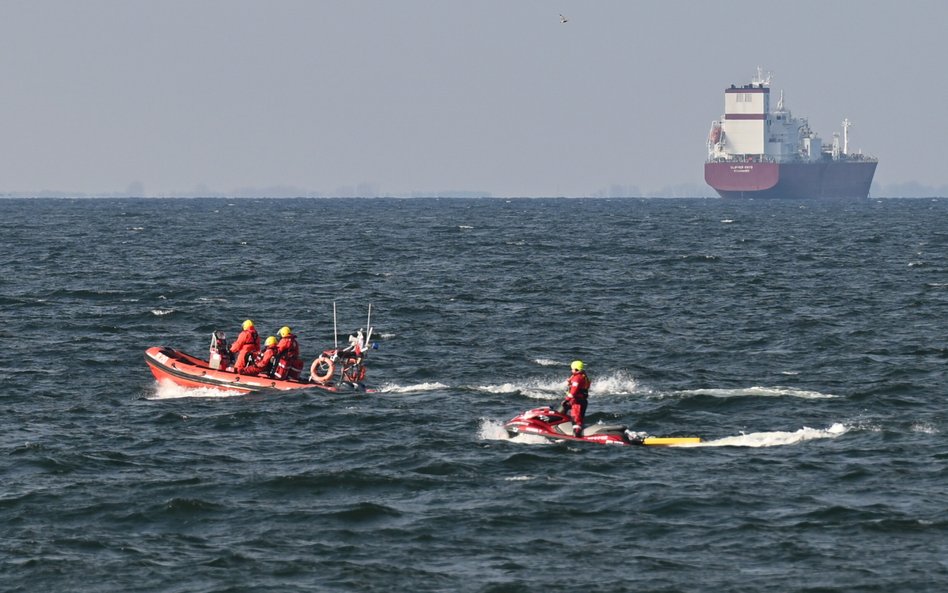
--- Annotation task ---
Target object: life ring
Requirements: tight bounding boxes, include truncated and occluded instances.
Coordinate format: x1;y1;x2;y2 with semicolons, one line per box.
310;356;334;383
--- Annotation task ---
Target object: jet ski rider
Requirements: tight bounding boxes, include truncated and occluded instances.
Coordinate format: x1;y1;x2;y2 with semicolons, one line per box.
559;360;590;437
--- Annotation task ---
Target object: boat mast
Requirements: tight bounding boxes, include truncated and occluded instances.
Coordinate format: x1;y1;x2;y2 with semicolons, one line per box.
753;65;772;87
841;118;852;155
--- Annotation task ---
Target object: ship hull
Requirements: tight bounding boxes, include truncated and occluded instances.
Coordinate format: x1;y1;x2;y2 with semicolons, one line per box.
705;160;877;199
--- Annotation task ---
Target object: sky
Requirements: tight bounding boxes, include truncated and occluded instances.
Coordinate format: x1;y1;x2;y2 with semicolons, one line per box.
2;0;947;197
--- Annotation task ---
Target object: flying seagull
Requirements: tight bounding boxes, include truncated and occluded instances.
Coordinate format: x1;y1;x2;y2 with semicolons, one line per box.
559;13;568;24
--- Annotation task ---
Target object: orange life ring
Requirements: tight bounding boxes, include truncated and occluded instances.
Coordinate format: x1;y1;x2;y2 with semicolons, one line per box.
310;356;334;383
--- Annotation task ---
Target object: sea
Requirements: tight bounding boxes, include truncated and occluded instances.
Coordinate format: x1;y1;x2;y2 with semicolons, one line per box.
2;197;946;592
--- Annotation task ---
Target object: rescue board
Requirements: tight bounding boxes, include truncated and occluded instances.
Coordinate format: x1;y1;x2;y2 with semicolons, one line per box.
641;436;702;446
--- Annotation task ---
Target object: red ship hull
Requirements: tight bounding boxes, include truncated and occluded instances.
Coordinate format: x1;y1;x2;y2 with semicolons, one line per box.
705;160;877;199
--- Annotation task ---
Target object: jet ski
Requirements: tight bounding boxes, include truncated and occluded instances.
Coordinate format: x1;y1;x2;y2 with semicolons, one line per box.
504;407;701;446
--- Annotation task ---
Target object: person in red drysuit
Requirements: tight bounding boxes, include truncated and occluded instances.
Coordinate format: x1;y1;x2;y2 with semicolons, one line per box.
230;319;260;373
242;336;279;377
559;360;590;437
274;325;303;380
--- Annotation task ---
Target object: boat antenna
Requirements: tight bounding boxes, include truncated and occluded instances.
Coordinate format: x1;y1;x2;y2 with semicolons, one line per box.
365;303;373;346
753;66;772;87
333;301;338;350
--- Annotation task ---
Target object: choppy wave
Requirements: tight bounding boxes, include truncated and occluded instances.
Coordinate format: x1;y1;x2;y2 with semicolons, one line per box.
471;371;640;400
531;358;562;367
676;386;839;399
377;381;449;393
4;198;947;593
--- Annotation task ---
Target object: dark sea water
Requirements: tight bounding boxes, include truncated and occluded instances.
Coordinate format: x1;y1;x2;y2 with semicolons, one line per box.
2;197;947;592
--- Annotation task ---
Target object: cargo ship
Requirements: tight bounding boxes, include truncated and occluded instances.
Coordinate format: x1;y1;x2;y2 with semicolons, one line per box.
704;69;877;199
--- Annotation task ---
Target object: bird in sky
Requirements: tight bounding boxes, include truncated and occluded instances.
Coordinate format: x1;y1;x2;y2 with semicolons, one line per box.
559;13;568;24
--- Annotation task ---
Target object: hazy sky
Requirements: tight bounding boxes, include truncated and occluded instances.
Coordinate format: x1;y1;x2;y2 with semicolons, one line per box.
2;1;946;197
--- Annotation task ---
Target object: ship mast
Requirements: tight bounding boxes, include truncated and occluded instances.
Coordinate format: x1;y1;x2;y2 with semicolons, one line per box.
841;118;852;155
752;66;772;87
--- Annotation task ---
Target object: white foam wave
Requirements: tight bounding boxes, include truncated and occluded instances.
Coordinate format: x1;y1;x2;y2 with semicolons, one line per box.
148;380;244;400
677;386;837;399
476;382;536;395
592;371;640;396
472;377;561;399
693;423;849;448
151;309;174;316
532;358;562;367
377;381;448;394
474;370;640;400
478;419;549;445
479;419;510;440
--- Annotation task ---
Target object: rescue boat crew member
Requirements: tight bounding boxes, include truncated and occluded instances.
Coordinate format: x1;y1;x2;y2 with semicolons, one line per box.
242;336;279;377
230;319;260;373
560;360;590;437
274;325;303;380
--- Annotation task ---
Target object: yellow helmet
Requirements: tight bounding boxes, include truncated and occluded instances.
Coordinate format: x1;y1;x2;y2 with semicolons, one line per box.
571;360;585;371
265;336;278;347
279;326;291;337
242;319;254;330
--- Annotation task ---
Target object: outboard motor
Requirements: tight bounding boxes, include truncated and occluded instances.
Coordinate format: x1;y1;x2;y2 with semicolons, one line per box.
208;331;229;370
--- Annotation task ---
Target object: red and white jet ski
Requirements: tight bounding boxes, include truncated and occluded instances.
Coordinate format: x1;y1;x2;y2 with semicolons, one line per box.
504;407;701;447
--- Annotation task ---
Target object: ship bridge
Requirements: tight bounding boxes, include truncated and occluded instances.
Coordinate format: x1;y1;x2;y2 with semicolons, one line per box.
708;71;822;164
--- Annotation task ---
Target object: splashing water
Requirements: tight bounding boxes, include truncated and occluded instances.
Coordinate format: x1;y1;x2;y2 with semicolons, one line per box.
473;370;640;400
478;418;549;445
532;358;562;367
694;423;849;447
149;380;244;400
377;382;449;394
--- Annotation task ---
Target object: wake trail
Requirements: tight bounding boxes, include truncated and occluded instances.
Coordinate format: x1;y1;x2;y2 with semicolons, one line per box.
686;423;849;447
